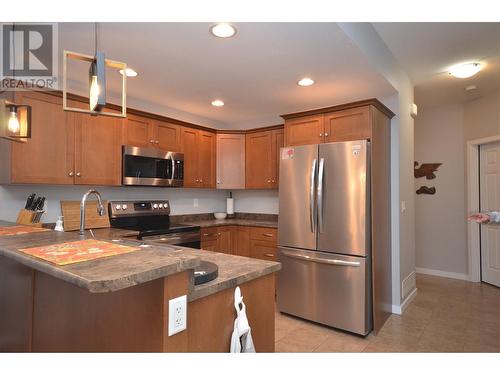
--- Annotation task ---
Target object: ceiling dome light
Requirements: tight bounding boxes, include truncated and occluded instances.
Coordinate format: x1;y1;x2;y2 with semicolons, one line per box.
297;77;315;87
211;99;224;107
119;68;138;77
449;62;482;78
210;23;237;38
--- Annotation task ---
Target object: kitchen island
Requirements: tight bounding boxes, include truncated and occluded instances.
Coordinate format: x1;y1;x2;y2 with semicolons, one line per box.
0;221;280;352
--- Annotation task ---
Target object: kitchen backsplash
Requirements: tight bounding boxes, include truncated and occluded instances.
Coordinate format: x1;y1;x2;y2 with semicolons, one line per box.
0;185;279;223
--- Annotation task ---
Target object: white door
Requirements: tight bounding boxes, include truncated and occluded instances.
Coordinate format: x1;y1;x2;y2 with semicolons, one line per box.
480;142;500;287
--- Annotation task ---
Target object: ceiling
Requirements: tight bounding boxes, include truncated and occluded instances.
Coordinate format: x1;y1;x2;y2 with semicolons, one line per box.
373;22;500;111
58;23;396;129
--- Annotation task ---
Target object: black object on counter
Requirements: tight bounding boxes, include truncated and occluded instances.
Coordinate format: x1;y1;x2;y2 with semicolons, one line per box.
25;193;36;209
194;261;219;285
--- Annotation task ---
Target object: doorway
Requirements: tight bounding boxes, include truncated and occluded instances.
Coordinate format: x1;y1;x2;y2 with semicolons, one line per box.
479;141;500;287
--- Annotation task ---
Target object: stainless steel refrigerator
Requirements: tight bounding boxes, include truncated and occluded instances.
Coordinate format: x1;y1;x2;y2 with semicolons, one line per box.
277;140;372;336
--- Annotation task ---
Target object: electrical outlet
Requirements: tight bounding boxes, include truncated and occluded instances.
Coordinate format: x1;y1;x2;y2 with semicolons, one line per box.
401;200;406;213
193;198;199;208
168;295;187;336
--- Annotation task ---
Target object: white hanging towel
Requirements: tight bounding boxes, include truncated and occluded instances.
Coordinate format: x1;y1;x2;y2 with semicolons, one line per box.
230;286;256;353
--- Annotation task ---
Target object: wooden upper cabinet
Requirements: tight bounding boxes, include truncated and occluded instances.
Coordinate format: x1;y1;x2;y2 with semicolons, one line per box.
197;130;216;188
123;114;153;148
245;131;272;189
181;127;216;188
324;106;371;143
216;133;245;189
154;120;181;151
271;129;284;188
11;92;75;185
284;114;324;146
73;110;123;186
181;127;198;188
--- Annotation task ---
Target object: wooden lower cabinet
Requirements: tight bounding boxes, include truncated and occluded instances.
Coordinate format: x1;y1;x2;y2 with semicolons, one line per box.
201;225;278;262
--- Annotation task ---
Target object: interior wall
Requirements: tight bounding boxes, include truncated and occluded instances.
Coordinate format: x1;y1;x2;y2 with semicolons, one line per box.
464;89;500;141
414;104;467;277
0;185;228;223
232;190;279;214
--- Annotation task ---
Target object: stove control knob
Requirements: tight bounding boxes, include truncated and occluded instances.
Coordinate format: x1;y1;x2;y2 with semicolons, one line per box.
122;204;128;210
163;202;168;208
153;203;158;209
159;203;163;209
115;204;122;210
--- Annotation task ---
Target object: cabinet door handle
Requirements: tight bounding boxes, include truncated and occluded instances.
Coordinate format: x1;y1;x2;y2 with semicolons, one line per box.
155;140;159;144
68;172;74;177
271;179;275;183
267;179;271;183
76;172;81;177
203;233;210;236
319;133;323;137
195;179;199;183
199;179;203;183
264;253;275;258
149;139;155;144
263;233;274;237
324;132;329;137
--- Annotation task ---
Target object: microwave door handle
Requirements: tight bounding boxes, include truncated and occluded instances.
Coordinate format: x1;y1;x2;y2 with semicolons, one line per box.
171;154;176;181
310;158;317;233
317;158;325;233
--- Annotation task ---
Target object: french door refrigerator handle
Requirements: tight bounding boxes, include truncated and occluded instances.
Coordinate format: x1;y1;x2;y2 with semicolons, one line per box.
318;158;325;233
310;158;318;233
281;250;361;267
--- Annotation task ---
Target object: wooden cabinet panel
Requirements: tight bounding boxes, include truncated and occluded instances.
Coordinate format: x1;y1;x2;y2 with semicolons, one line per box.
250;227;277;243
11;92;75;184
197;130;216;189
181;127;199;188
324;106;371;142
234;226;250;257
249;240;278;262
155;120;181;151
271;129;284;188
74;111;123;186
123;114;154;148
217;226;233;254
216;133;245;189
284;114;324;146
245;131;272;189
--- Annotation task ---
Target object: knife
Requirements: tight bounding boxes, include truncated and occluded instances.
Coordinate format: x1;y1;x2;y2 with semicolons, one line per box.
36;197;46;211
30;197;41;211
25;193;36;209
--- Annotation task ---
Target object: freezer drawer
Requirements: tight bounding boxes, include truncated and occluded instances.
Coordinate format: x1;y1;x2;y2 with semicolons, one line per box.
277;247;372;336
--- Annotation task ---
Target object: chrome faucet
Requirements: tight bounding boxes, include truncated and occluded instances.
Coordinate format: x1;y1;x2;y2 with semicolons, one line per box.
79;189;105;235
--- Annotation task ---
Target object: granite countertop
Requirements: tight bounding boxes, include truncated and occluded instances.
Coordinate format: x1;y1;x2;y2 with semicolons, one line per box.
0;221;280;298
179;218;278;229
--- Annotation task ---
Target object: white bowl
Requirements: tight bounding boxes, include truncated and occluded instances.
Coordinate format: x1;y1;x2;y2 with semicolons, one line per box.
214;212;227;220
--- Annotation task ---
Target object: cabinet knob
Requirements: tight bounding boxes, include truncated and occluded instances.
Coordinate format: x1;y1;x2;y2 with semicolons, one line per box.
149;139;155;143
195;179;199;182
271;179;275;183
319;133;323;137
217;179;221;184
267;179;271;183
155;140;159;144
324;132;329;137
76;172;81;177
68;172;74;177
199;179;203;183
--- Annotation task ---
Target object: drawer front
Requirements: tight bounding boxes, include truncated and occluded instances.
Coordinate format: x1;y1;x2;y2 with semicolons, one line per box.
201;227;218;241
249;240;277;261
250;227;277;243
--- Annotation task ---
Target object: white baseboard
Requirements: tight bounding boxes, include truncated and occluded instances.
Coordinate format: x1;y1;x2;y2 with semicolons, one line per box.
391;287;417;315
415;267;468;281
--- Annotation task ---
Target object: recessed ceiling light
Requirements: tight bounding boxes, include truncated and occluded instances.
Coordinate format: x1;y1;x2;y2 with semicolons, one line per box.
211;99;224;107
210;23;237;38
119;68;138;77
449;63;482;78
297;77;315;87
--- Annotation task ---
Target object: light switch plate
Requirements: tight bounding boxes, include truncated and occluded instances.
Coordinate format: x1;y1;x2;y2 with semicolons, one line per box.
168;295;187;336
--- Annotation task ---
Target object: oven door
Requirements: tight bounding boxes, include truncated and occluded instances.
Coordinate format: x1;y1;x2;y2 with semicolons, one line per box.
122;146;184;187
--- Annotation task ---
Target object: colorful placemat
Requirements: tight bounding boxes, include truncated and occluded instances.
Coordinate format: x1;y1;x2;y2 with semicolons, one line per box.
19;239;140;266
0;225;50;237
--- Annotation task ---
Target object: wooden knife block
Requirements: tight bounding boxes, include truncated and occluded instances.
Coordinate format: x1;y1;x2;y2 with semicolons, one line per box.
16;209;44;227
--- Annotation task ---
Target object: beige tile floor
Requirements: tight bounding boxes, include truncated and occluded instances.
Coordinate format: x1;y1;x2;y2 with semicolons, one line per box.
275;274;500;352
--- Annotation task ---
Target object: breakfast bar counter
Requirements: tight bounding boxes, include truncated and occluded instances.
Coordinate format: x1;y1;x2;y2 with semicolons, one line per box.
0;221;280;353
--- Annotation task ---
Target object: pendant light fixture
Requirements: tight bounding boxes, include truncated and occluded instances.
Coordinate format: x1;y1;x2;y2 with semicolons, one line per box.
1;22;32;142
63;23;127;118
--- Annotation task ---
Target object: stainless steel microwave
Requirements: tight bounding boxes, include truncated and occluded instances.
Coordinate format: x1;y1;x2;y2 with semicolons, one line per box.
122;146;184;187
